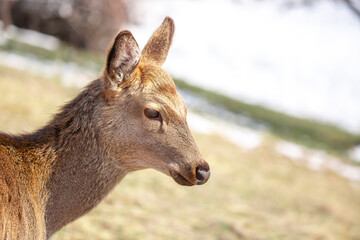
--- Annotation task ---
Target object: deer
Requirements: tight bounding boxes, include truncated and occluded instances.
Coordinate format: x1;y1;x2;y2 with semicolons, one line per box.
0;17;210;239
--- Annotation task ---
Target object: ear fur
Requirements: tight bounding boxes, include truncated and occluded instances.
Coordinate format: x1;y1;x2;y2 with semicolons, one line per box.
141;17;175;67
105;30;140;91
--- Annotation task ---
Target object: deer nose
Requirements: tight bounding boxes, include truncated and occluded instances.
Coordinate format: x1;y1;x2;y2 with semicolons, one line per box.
195;162;210;185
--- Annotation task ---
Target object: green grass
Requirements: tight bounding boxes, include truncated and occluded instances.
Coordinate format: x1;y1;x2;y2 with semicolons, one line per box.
175;79;360;157
0;39;104;71
1;66;360;240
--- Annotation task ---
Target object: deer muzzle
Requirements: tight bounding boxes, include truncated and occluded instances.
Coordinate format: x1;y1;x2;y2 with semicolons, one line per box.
195;162;210;185
169;161;210;186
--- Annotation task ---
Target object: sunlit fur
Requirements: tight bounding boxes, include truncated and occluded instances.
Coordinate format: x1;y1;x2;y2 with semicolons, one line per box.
0;17;209;239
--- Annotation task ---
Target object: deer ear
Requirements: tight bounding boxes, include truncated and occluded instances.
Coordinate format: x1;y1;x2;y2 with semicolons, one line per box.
141;17;174;67
105;30;140;91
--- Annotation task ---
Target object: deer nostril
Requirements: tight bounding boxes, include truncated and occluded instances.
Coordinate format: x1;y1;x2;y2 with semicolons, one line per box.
195;163;210;185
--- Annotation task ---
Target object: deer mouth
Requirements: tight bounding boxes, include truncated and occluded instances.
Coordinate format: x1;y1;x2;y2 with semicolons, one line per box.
169;168;196;186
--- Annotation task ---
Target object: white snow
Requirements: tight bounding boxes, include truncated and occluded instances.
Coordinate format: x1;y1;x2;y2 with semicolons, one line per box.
0;22;60;51
127;0;360;133
275;141;304;160
0;52;95;88
187;111;262;149
349;145;360;163
276;140;360;182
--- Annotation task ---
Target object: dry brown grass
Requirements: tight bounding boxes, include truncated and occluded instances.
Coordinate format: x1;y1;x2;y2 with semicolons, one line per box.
0;66;77;133
1;66;359;240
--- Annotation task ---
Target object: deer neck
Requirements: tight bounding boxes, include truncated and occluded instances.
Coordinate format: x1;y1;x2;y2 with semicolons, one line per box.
42;80;128;238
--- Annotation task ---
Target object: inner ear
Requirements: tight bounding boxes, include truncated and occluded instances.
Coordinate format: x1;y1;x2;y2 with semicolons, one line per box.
105;30;140;91
141;17;175;67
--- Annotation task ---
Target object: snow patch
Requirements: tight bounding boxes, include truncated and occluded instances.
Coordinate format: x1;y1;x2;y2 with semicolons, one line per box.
275;141;304;160
0;52;95;88
349;145;360;163
187;112;262;149
0;21;60;51
276;141;360;182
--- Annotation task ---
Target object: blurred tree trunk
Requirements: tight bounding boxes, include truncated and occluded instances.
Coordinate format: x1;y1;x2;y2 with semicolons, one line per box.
0;0;131;51
0;0;14;31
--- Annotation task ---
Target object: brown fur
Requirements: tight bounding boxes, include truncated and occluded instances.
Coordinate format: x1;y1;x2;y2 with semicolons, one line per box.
0;17;209;239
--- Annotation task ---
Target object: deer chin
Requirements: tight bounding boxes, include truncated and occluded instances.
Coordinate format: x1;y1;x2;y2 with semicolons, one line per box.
169;168;196;186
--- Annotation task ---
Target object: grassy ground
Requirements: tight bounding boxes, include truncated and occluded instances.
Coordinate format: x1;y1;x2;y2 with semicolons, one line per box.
0;65;359;240
0;65;77;133
0;39;104;71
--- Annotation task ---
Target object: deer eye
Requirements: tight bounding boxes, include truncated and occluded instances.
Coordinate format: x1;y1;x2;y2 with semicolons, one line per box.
144;108;161;120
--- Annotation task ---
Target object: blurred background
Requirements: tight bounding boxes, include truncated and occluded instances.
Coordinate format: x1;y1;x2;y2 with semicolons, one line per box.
1;0;360;239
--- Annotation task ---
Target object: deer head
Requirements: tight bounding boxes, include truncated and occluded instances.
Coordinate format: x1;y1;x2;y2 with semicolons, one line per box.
101;17;210;186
